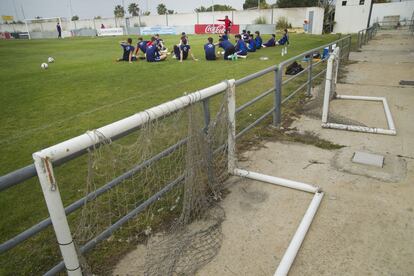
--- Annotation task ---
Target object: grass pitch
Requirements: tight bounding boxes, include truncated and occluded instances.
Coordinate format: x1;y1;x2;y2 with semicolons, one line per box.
0;33;340;274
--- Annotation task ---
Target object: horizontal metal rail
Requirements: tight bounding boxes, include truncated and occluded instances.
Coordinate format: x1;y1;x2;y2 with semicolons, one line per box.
236;87;274;113
235;65;277;86
236;107;275;139
282;58;325;85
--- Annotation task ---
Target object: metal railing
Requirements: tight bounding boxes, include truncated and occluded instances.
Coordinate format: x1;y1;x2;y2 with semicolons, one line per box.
357;24;378;49
0;35;352;275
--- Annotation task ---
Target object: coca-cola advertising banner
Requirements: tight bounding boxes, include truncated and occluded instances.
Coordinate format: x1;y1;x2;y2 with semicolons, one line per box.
195;24;240;34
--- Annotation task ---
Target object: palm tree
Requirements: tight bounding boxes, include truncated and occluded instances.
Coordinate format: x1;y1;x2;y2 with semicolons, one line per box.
114;5;125;18
128;3;140;17
157;3;167;15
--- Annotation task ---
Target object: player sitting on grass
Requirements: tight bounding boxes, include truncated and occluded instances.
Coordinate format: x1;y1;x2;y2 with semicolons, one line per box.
276;29;290;46
255;31;263;49
262;34;276;48
247;34;256;52
216;37;235;60
204;37;217;61
173;36;198;62
146;37;167;62
220;30;229;41
134;37;148;59
117;38;136;63
234;34;248;58
154;34;168;53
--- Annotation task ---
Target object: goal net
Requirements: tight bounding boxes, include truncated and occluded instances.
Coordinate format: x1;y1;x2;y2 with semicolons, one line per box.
24;17;70;39
44;88;231;274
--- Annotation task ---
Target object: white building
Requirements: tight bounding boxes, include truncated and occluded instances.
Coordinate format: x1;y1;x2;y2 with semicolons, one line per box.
334;0;414;33
334;0;373;34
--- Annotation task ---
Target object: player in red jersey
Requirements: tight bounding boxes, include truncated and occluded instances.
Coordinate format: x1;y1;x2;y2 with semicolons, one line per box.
218;15;232;33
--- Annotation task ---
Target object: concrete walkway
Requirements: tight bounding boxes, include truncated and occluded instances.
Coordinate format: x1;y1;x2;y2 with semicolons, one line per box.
198;30;414;275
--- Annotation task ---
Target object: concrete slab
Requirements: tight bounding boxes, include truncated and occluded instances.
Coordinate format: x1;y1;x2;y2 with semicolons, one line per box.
352;151;384;167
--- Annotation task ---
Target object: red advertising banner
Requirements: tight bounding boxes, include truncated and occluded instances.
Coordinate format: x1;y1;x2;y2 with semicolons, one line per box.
194;24;240;34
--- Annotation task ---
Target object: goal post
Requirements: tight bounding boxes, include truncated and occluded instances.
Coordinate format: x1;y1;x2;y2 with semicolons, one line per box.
24;17;67;39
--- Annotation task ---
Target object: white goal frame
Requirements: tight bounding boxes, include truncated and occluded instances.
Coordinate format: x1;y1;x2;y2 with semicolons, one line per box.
24;17;65;40
33;80;324;276
321;47;396;136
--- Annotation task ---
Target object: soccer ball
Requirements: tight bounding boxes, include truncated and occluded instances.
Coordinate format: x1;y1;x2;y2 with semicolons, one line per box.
48;57;55;63
41;63;48;69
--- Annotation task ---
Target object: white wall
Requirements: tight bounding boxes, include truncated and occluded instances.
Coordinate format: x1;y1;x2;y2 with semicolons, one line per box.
0;7;325;35
371;1;414;24
334;0;373;33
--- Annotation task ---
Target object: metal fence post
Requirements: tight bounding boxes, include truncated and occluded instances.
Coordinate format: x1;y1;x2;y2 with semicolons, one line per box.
307;55;313;97
273;67;282;127
347;35;351;60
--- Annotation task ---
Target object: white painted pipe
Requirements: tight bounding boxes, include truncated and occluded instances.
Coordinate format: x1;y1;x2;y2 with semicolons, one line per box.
33;155;82;276
321;54;335;123
274;192;324;276
381;97;396;131
233;169;319;194
34;81;230;161
321;123;396;135
330;94;396;134
336;94;385;101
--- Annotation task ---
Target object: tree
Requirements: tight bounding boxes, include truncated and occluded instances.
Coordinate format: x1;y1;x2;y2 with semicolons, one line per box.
276;0;318;8
157;3;167;15
143;11;151;16
195;4;235;12
373;0;390;3
195;6;207;12
167;10;174;14
94;16;102;19
71;15;79;21
114;5;125;18
128;3;140;16
243;0;269;9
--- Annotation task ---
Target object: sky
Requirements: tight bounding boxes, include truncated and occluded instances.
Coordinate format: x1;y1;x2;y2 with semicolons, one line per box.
0;0;262;20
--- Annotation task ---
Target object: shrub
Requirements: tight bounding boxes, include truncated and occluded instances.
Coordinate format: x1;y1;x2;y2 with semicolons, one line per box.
253;16;268;24
276;16;291;30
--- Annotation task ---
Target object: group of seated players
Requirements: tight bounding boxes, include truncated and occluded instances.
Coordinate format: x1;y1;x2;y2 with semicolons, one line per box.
117;29;290;63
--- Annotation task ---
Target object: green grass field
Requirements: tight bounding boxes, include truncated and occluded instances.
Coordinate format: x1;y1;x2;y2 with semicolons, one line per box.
0;32;341;275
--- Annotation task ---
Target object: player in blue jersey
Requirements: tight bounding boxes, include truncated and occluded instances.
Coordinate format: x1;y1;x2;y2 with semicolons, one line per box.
117;38;136;63
220;30;229;41
262;34;276;47
216;37;235;60
255;31;262;49
134;37;148;59
146;37;167;62
173;36;198;62
154;34;168;53
276;29;290;46
234;34;248;58
247;34;256;52
204;37;216;61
